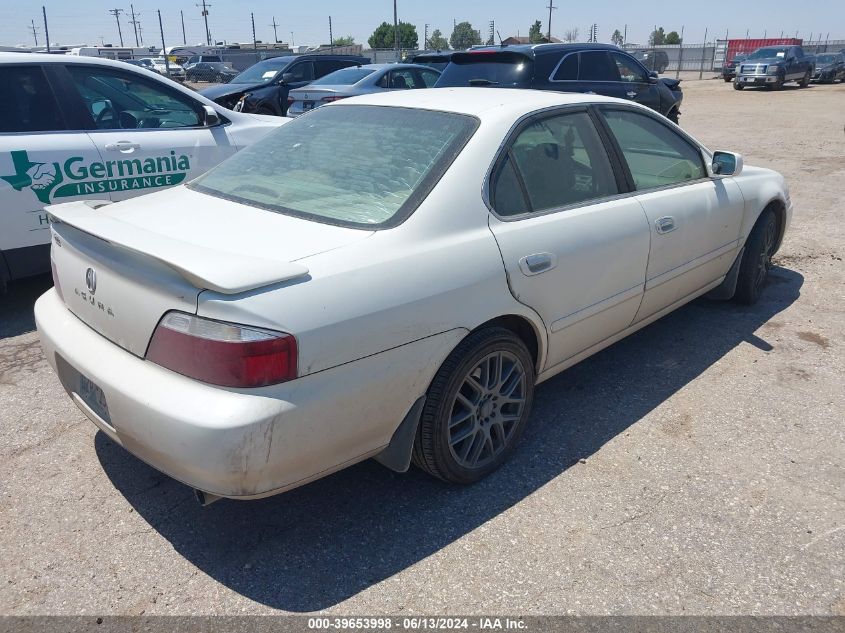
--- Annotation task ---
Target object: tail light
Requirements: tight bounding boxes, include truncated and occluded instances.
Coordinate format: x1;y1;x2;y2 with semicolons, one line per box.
287;96;295;105
320;95;347;103
146;312;297;388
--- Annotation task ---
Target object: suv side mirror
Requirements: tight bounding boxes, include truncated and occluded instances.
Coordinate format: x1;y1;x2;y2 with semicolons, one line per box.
712;151;743;177
202;105;221;126
648;71;659;83
281;72;295;84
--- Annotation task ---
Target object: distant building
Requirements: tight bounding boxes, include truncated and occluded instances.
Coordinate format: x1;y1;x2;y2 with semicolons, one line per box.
501;35;563;45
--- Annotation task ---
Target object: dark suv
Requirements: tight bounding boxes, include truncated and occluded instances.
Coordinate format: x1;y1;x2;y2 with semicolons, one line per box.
435;44;683;123
201;54;370;116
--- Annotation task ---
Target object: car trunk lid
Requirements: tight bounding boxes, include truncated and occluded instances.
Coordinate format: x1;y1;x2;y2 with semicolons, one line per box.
48;187;373;356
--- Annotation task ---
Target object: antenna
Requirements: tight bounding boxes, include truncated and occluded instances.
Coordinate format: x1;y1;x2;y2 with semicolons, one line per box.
497;30;504;46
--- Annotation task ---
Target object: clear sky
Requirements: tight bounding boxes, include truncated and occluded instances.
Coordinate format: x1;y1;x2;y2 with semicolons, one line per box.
1;0;843;49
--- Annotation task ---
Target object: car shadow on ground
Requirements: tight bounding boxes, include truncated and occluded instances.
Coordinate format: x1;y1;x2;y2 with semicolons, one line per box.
95;266;803;612
0;275;53;339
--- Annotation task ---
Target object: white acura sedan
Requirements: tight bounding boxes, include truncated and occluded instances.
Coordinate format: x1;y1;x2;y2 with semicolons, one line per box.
36;89;791;504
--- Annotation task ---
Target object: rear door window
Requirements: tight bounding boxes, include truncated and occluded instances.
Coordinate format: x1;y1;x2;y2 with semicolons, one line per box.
436;52;533;87
0;66;66;133
287;62;314;82
578;51;620;82
551;53;578;81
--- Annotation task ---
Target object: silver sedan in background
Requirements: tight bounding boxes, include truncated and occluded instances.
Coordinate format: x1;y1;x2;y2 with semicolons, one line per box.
286;63;441;117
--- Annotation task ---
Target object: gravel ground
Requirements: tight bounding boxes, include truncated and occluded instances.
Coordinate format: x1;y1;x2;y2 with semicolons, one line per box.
1;78;843;616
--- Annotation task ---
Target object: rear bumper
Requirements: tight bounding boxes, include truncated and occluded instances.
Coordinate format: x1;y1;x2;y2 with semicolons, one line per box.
35;289;463;499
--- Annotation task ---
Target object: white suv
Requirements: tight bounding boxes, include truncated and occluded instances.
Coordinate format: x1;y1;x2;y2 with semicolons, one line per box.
0;53;283;288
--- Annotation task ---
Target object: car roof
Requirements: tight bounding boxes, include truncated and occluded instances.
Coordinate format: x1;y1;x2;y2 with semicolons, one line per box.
334;86;636;118
458;43;623;57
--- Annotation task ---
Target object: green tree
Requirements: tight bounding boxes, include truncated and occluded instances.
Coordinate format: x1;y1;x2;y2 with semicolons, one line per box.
368;21;419;49
450;21;482;50
428;28;449;50
528;20;544;44
648;27;666;46
611;29;624;46
333;35;355;46
665;30;681;45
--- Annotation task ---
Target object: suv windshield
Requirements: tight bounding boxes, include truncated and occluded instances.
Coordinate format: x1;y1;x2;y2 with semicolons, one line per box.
231;58;293;84
436;52;533;87
191;105;478;227
747;47;788;60
310;67;375;85
815;54;837;64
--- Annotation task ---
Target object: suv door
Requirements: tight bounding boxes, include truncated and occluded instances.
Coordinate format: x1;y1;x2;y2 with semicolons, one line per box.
610;52;660;112
0;64;108;280
486;108;651;370
62;64;237;203
598;107;746;321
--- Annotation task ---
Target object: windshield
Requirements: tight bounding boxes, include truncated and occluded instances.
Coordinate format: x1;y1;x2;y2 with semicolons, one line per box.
436;52;533;87
231;58;293;84
191;105;478;227
815;54;837;64
310;67;375;86
748;47;788;60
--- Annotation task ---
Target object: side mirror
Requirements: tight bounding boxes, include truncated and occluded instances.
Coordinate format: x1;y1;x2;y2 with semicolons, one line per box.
202;105;220;126
712;151;743;177
648;71;659;83
281;72;295;84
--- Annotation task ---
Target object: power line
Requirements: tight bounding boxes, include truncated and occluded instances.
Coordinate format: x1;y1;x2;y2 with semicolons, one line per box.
108;8;124;47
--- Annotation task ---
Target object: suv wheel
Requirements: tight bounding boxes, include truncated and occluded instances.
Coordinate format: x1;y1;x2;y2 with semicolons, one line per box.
799;71;811;88
733;81;744;90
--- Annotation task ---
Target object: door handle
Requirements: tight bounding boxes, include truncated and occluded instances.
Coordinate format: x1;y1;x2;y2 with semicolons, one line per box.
655;216;677;234
518;253;557;276
104;141;141;152
626;91;637;98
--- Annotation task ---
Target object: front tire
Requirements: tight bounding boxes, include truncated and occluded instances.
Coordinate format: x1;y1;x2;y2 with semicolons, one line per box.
734;209;777;305
733;81;744;90
412;327;535;484
667;107;680;124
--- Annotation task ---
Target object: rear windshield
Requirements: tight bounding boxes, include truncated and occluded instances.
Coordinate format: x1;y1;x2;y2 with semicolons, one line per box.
436;52;533;87
190;105;478;228
310;67;375;85
231;58;293;84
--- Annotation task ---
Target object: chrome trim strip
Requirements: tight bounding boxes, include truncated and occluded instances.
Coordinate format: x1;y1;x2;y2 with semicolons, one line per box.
550;283;644;333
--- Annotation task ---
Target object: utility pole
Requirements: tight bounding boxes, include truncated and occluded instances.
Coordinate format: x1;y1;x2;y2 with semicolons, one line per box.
290;31;295;47
329;15;334;51
546;1;557;41
180;10;186;44
29;19;39;46
393;0;400;55
251;12;257;51
196;0;211;46
138;21;144;45
108;8;125;47
158;10;170;76
42;6;51;52
270;16;279;43
129;4;140;47
424;23;428;49
623;24;627;46
698;26;708;79
489;20;494;45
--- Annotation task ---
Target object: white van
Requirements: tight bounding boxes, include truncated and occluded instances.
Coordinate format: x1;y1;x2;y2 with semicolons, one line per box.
0;53;283;288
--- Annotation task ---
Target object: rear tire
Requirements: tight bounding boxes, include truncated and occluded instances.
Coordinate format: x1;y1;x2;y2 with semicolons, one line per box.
667;107;679;124
733;209;777;305
412;327;535;484
799;71;811;87
723;76;732;82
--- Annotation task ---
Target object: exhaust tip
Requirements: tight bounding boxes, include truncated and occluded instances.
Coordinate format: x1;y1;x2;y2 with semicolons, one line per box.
194;489;223;507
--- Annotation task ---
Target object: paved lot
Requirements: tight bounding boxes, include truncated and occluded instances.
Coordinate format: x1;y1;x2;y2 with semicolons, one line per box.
1;78;843;616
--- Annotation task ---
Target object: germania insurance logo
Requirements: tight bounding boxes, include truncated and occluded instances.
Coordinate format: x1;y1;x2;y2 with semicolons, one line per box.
1;150;191;204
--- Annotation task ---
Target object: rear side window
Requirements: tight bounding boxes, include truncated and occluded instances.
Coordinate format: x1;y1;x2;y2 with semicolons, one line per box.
0;66;65;133
551;53;578;81
601;109;706;190
418;69;441;87
579;51;619;82
191;105;478;228
436;52;533;87
492;111;618;216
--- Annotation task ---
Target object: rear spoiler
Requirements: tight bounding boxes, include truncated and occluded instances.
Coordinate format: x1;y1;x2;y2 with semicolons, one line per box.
46;200;309;295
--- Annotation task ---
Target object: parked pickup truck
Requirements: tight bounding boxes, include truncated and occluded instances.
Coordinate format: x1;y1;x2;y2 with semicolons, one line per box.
734;45;813;90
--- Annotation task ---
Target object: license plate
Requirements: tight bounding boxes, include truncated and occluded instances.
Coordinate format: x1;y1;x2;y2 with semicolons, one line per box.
79;374;111;425
303;101;314;110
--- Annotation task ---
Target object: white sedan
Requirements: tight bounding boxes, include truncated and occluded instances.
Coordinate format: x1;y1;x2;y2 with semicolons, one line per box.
36;89;791;504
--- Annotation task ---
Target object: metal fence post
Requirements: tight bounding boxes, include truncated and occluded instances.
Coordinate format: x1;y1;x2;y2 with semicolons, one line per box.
699;27;708;79
675;26;684;78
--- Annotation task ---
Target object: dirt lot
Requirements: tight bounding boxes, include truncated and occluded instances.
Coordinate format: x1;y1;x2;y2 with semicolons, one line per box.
1;78;843;616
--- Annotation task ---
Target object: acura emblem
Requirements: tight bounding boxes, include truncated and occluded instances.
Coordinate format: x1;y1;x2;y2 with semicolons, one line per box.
85;268;97;294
